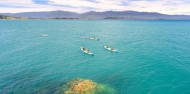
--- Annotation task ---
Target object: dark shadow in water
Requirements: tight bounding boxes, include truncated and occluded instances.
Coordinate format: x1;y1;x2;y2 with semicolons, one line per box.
1;68;126;94
0;69;67;94
95;73;130;94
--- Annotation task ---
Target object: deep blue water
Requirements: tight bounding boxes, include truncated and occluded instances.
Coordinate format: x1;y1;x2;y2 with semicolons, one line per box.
0;20;190;94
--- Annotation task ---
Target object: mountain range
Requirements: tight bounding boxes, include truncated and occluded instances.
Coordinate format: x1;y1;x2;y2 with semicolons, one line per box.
1;10;190;20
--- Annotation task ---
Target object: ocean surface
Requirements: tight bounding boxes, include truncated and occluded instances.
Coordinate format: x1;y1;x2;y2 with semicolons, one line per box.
0;20;190;94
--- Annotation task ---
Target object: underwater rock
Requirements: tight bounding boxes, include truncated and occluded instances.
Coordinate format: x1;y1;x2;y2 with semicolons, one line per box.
56;78;116;94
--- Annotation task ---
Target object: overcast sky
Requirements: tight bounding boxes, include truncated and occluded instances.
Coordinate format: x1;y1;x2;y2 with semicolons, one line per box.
0;0;190;15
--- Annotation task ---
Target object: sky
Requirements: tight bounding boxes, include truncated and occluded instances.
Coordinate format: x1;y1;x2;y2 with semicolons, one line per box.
0;0;190;15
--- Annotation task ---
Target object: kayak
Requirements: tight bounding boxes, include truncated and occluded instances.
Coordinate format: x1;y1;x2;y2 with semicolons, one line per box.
104;46;118;52
81;47;94;55
86;37;100;41
41;34;48;37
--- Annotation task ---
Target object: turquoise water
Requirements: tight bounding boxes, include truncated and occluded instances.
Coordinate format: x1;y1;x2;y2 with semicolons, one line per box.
0;20;190;94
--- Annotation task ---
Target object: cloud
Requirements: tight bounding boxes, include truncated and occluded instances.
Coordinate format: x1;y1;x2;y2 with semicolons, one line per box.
127;0;190;15
0;0;190;15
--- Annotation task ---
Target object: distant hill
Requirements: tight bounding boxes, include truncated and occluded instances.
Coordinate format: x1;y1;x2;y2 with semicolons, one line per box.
1;10;190;20
80;11;190;20
1;10;79;19
0;15;26;19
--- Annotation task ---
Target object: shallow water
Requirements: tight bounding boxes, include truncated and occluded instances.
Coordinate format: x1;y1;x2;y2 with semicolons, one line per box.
0;20;190;94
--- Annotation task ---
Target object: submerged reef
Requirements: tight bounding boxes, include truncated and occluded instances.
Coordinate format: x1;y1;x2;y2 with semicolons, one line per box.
56;78;116;94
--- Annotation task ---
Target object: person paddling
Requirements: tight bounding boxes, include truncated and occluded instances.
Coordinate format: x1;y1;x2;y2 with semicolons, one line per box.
87;49;90;53
106;44;109;48
111;48;115;51
83;47;86;51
